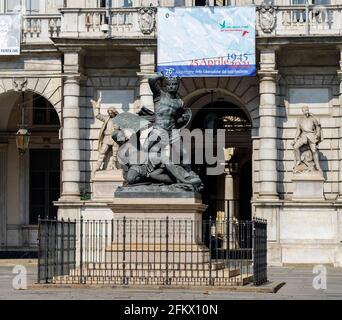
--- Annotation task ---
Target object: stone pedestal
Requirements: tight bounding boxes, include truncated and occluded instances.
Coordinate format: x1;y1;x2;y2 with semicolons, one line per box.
292;172;325;200
108;193;208;265
109;194;206;238
253;200;342;267
92;170;124;200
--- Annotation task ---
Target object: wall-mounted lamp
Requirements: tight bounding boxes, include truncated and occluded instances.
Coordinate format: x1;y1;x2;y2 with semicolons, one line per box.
13;78;30;155
16;127;30;155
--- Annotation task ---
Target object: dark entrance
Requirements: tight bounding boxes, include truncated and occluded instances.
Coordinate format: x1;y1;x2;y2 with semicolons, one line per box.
191;100;252;221
29;149;60;223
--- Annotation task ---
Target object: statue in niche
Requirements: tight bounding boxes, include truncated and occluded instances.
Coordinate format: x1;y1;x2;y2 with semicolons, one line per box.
111;73;203;193
292;106;323;174
91;92;119;174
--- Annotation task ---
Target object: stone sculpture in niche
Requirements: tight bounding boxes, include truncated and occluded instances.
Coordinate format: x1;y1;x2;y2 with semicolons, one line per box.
91;92;119;174
292;106;323;174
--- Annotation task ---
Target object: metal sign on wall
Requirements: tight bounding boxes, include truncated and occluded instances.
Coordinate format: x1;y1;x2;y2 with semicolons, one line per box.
0;14;21;55
157;6;256;77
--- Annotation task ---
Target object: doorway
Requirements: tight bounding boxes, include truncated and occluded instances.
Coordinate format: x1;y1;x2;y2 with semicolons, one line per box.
29;149;60;224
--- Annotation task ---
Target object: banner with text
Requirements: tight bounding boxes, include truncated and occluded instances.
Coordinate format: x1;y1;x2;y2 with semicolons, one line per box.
0;14;20;55
157;6;256;77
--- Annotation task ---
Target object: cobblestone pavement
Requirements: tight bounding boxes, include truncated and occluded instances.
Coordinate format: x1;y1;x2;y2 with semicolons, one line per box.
0;259;341;300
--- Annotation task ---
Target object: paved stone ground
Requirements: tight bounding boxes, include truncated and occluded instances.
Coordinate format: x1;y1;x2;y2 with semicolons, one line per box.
0;259;341;300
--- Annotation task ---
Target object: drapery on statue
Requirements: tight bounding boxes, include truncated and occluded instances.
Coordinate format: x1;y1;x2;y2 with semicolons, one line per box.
91;92;119;174
292;106;323;174
112;72;203;192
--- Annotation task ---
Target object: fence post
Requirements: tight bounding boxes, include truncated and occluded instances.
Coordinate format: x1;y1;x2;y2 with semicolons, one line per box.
80;216;84;284
166;216;169;285
67;218;70;275
208;216;213;286
37;216;41;283
263;219;268;284
226;217;229;266
123;216;127;285
252;219;256;285
252;218;268;286
61;218;64;276
45;219;49;283
54;217;58;281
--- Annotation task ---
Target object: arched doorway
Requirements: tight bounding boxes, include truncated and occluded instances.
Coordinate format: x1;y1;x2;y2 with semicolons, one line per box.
0;90;60;250
190;98;252;221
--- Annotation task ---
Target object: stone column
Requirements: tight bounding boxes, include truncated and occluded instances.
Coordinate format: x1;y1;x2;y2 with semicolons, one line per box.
0;144;7;247
60;49;83;200
337;47;342;199
224;169;235;218
137;47;155;111
257;48;279;200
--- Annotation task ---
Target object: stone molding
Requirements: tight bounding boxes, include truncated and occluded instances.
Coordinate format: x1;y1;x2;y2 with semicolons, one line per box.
283;74;339;86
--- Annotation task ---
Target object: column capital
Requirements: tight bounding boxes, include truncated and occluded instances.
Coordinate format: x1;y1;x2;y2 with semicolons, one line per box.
136;72;156;79
258;70;280;82
136;46;156;53
63;74;87;82
61;47;85;76
257;45;280;53
59;46;85;55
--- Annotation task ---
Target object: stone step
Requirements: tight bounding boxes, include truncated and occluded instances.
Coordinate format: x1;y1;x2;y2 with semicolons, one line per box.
107;243;209;251
83;261;227;271
53;274;253;286
53;271;252;287
98;252;211;264
65;266;241;278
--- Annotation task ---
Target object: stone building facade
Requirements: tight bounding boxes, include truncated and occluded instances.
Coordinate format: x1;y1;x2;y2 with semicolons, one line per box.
1;0;342;266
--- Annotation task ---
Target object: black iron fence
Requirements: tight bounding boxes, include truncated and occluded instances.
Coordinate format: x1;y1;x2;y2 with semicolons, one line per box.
204;199;240;221
38;217;267;286
38;218;76;283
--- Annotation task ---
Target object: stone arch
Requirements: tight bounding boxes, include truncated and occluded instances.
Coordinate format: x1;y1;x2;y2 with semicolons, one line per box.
0;77;62;129
178;77;260;131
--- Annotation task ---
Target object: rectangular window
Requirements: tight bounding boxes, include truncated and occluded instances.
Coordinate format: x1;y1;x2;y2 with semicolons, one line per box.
313;0;330;4
195;0;206;6
123;0;132;6
26;0;40;14
5;0;21;12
